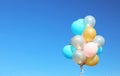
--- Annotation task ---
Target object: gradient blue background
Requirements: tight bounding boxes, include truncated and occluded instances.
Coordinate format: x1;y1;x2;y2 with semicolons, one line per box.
0;0;119;76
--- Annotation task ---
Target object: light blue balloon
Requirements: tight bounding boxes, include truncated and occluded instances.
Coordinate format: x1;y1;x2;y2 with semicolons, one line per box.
97;47;103;55
71;45;76;53
71;19;86;35
62;45;76;59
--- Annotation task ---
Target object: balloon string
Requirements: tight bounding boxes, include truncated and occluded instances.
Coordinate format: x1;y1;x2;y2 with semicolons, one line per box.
80;65;84;76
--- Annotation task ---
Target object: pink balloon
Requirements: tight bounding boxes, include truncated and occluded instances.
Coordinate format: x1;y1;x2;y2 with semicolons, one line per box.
83;42;98;57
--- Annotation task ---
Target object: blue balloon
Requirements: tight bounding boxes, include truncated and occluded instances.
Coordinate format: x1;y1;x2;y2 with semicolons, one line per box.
62;45;76;59
97;47;103;55
71;45;76;53
71;19;86;35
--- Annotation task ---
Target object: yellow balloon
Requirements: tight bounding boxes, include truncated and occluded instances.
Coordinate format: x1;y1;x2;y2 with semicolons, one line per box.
83;27;96;42
85;55;99;66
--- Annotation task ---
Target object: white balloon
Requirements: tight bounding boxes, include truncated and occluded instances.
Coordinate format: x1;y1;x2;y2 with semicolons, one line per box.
93;35;105;47
84;15;96;27
71;35;85;50
73;50;86;65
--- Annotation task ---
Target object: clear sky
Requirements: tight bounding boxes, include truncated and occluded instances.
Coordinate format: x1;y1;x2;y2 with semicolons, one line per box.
0;0;119;76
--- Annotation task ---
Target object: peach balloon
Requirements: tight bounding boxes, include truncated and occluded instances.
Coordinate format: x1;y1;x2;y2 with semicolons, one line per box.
83;42;98;57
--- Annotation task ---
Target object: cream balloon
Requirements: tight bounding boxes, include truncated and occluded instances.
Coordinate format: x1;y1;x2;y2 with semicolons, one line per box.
71;35;85;50
93;35;105;47
84;15;96;27
73;50;86;65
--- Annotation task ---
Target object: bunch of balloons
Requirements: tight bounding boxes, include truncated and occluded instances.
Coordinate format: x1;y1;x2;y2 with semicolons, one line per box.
62;15;105;69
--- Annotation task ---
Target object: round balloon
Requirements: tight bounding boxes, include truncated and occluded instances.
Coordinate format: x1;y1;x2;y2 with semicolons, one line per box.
71;45;76;53
83;42;98;57
85;55;99;66
62;45;75;59
71;35;85;50
97;47;103;55
93;35;105;47
83;27;96;42
71;19;86;35
84;15;96;27
73;50;86;65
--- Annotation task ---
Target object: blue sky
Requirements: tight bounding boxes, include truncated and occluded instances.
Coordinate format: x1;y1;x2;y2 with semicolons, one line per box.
0;0;120;76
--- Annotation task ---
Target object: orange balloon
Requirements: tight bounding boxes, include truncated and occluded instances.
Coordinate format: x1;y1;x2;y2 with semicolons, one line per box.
83;27;96;42
85;55;99;66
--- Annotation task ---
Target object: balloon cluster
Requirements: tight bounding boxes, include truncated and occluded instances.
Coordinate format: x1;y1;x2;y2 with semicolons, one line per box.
62;15;105;67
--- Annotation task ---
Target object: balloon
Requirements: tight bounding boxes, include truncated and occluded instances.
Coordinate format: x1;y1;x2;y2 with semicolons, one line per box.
84;15;96;27
97;47;103;55
71;45;76;52
83;42;98;57
62;45;76;59
71;35;85;50
83;27;96;42
85;55;99;66
93;35;105;47
73;50;86;65
71;19;86;35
